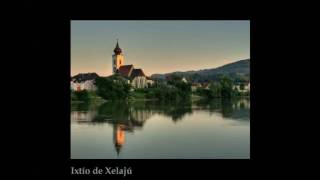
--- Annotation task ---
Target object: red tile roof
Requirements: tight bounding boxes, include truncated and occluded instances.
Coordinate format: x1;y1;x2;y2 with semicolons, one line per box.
117;65;133;77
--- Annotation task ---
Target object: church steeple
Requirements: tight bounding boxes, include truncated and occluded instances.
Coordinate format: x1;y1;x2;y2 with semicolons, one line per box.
114;39;122;55
112;39;124;74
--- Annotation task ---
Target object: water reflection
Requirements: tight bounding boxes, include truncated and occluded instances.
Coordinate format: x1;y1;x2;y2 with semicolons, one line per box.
194;98;250;120
71;98;250;156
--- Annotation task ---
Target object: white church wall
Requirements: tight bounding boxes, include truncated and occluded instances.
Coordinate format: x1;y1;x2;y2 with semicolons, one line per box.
132;76;147;89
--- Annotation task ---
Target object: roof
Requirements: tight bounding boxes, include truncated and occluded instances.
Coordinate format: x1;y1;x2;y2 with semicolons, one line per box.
71;73;99;83
165;76;172;81
234;81;250;85
130;69;146;78
117;65;134;77
202;82;209;87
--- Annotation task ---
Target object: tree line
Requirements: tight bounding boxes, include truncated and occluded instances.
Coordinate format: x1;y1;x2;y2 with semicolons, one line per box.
71;74;249;102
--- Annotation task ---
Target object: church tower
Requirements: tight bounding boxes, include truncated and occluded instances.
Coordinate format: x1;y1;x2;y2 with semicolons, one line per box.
112;39;124;74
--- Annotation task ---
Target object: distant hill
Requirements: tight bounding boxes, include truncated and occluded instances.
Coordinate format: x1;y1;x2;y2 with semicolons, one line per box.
151;59;250;82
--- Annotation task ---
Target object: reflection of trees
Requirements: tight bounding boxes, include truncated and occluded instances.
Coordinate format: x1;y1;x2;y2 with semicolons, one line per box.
194;98;250;120
71;98;250;155
145;100;193;123
71;101;101;112
92;101;153;129
92;100;194;126
71;102;102;122
72;98;250;125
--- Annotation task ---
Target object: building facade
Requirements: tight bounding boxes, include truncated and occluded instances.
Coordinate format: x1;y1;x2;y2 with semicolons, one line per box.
70;73;99;91
234;82;250;93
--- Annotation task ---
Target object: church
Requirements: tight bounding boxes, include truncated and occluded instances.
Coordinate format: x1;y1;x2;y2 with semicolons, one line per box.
112;40;153;88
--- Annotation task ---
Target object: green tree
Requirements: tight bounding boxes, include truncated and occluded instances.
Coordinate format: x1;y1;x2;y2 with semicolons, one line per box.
71;90;77;101
240;83;245;90
95;77;131;100
74;90;90;102
209;82;222;98
219;76;235;98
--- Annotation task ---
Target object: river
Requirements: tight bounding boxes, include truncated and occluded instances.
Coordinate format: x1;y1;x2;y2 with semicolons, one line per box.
71;98;250;159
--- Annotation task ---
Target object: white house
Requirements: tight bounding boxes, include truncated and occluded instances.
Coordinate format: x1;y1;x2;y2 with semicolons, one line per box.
182;77;188;83
146;77;154;87
234;82;250;92
71;73;99;91
71;80;96;91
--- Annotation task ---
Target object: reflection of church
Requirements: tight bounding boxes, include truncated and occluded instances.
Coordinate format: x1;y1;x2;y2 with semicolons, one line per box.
111;108;154;155
113;124;126;155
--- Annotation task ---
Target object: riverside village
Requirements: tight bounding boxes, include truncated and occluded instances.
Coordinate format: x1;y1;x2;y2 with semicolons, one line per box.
71;40;250;102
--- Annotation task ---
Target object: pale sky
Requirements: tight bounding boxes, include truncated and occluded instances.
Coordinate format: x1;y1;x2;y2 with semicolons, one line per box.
71;20;250;76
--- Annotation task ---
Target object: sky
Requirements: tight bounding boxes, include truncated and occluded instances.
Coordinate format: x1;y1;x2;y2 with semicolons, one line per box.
71;20;250;76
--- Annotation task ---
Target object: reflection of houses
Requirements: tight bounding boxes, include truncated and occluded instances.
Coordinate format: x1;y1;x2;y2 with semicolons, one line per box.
71;110;97;122
112;40;153;88
232;98;250;109
71;73;99;91
129;108;153;127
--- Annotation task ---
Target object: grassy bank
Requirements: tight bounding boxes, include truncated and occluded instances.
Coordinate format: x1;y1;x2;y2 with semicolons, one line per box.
71;90;106;103
71;88;249;103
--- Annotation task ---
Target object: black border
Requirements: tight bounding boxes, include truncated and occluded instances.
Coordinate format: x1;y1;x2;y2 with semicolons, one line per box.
23;3;263;178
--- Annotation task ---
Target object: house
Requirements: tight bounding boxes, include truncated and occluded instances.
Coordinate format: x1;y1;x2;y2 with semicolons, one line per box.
71;73;99;91
181;77;188;83
191;83;202;92
146;76;154;87
234;82;250;92
201;82;210;89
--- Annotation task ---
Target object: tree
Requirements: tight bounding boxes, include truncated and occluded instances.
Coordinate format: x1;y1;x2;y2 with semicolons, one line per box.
219;76;235;98
209;82;222;98
95;77;131;100
71;90;77;101
240;83;245;90
74;90;90;102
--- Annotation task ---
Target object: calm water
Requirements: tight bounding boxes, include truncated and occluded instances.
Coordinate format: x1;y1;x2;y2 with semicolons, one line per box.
71;98;250;159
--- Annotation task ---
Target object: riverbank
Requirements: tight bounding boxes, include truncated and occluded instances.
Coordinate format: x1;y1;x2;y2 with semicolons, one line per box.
71;89;249;103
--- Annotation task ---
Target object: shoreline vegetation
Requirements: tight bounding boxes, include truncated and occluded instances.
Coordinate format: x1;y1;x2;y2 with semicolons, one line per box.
71;75;249;104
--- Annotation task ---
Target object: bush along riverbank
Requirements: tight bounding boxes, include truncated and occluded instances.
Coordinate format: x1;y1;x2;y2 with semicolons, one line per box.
71;90;106;103
71;75;249;103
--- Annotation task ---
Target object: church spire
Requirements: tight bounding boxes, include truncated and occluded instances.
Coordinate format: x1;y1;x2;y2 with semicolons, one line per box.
114;39;122;55
116;39;119;48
